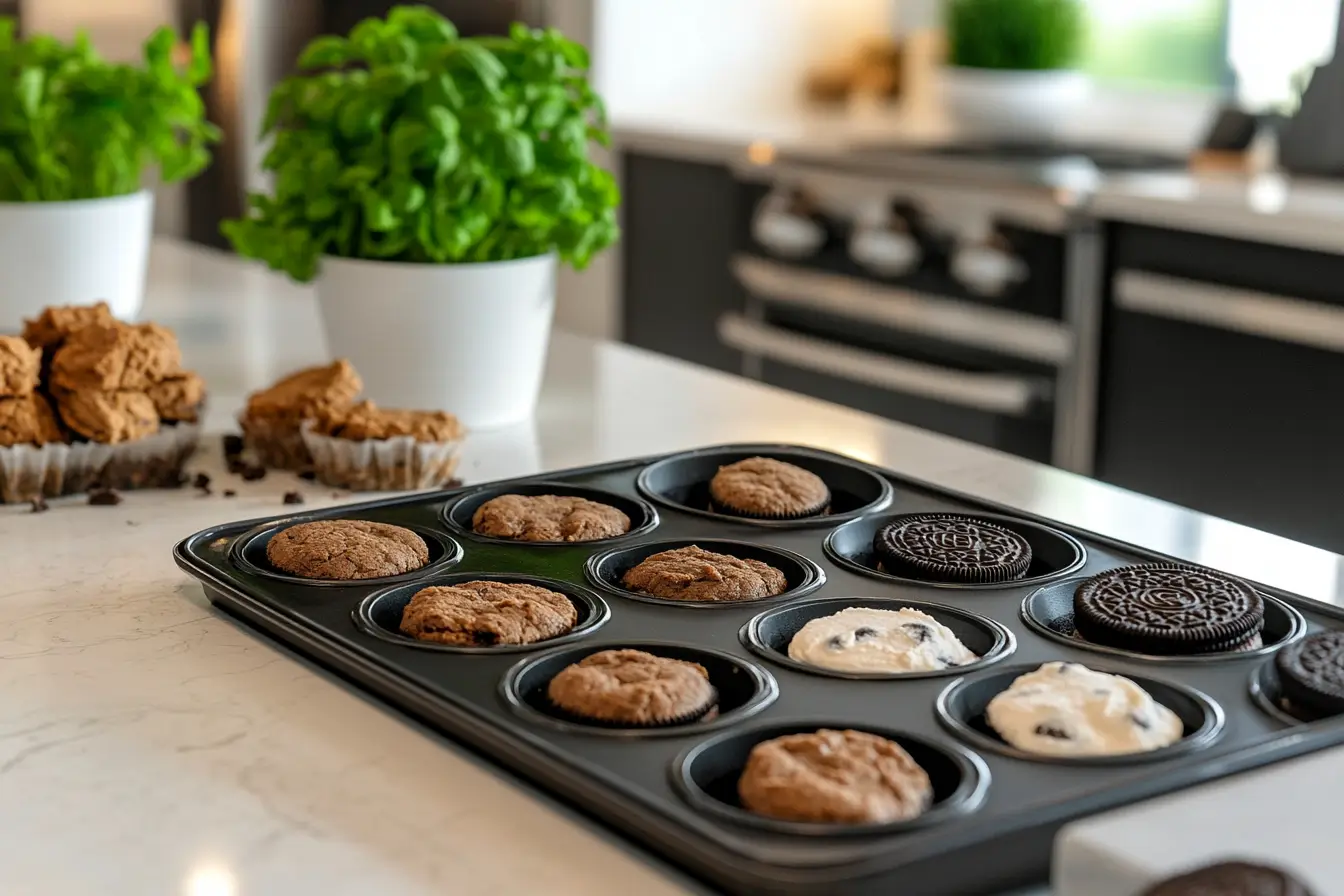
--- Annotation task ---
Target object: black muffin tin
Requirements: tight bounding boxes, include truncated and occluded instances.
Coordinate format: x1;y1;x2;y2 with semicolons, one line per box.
174;444;1344;896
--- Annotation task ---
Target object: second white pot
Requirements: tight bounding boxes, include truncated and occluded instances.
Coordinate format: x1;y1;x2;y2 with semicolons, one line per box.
316;253;557;429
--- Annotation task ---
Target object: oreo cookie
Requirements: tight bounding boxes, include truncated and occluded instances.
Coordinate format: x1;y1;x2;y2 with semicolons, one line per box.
1275;631;1344;718
1142;860;1316;896
873;513;1032;584
1073;563;1264;656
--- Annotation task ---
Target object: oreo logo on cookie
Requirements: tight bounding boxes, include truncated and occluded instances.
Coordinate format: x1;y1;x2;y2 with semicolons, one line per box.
873;513;1032;584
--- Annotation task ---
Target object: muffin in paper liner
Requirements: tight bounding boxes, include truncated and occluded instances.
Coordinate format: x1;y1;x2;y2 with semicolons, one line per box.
301;421;463;491
0;422;200;502
240;415;312;471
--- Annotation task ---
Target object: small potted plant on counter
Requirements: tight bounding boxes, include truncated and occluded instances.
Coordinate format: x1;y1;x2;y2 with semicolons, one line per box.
940;0;1087;140
223;6;619;429
0;19;218;328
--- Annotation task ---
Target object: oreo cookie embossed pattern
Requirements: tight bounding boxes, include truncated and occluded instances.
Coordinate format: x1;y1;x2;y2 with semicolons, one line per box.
1074;563;1265;656
1275;632;1344;718
875;513;1032;584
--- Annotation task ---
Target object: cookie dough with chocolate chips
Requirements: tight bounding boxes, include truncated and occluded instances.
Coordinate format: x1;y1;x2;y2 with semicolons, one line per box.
50;322;182;393
266;519;429;580
787;606;978;673
738;729;934;824
56;391;159;444
472;494;631;542
0;393;64;447
621;545;787;602
0;336;41;397
399;580;577;646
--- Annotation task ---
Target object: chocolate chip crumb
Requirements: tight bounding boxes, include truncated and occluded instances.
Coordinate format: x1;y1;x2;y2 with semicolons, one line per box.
226;458;248;475
29;497;48;513
331;492;342;499
88;488;122;506
1033;723;1071;740
241;465;266;481
222;434;244;458
223;489;237;498
446;477;464;488
902;622;932;643
853;626;879;641
298;470;317;481
193;472;211;490
282;491;304;505
827;635;846;650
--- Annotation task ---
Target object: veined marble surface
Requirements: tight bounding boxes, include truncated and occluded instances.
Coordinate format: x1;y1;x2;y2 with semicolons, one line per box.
2;240;1340;896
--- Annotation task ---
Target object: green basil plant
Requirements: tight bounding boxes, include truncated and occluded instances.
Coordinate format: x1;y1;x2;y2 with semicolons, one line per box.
223;6;619;281
0;18;218;202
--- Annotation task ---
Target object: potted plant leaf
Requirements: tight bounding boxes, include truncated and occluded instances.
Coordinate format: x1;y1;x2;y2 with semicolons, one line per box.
223;6;619;428
941;0;1088;140
0;19;218;328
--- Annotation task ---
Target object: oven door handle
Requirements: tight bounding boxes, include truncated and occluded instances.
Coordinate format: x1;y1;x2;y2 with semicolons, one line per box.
717;313;1048;417
1115;270;1344;354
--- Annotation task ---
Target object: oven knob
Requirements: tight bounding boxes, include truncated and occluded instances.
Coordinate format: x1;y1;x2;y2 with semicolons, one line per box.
849;218;922;277
950;237;1027;298
752;190;825;259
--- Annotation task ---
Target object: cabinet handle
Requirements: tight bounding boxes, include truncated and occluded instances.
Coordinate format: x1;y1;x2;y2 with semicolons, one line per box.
732;254;1072;365
1115;270;1344;354
717;313;1048;417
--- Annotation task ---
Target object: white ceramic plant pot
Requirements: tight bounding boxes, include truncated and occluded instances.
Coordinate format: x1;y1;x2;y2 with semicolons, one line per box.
317;253;557;429
939;67;1090;141
0;190;153;330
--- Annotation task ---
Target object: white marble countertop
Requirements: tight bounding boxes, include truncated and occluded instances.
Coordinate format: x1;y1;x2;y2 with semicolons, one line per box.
5;240;1342;896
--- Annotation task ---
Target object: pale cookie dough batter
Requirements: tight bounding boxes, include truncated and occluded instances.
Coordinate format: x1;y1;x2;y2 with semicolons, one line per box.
985;661;1183;757
787;607;978;673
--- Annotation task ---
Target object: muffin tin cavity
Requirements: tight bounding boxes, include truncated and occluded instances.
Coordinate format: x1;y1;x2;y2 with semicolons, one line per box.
741;596;1015;680
231;518;461;586
443;481;659;546
636;445;892;528
1249;658;1327;726
671;722;989;836
355;572;610;653
586;538;825;609
935;663;1224;765
826;512;1085;589
1022;577;1305;663
500;641;778;737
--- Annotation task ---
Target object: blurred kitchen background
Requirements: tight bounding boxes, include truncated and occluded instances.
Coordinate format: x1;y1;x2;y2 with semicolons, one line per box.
20;0;1344;554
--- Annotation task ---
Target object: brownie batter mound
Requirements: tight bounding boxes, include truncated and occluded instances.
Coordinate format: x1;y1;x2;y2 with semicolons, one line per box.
266;520;430;580
399;580;577;646
546;649;717;725
620;545;788;602
738;729;933;825
472;494;631;542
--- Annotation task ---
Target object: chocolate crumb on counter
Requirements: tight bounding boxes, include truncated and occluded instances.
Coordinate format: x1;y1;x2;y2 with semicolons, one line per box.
193;472;211;490
241;465;267;481
298;470;317;481
222;434;244;458
88;488;123;506
223;489;236;498
446;478;464;488
282;491;304;505
226;458;248;475
29;497;48;513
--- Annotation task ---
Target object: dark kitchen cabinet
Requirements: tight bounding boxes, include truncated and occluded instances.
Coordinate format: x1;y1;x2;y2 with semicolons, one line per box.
1096;224;1344;554
620;153;745;374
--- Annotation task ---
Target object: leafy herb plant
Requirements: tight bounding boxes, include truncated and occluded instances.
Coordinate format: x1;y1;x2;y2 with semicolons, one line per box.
0;18;218;201
946;0;1084;71
223;6;619;281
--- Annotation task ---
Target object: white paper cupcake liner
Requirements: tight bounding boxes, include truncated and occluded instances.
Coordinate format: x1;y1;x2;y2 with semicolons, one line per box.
239;415;311;471
0;422;201;502
301;422;463;491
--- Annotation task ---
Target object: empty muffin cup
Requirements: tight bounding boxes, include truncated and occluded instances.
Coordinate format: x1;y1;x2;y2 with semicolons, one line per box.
500;641;778;737
230;518;462;586
585;538;825;609
1022;576;1305;663
442;480;659;546
636;444;893;528
825;511;1085;589
741;596;1015;680
671;721;989;836
355;572;610;653
935;663;1224;765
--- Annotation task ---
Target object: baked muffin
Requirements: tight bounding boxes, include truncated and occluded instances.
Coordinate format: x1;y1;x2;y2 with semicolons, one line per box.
0;394;64;448
472;494;630;542
546;649;718;727
738;729;933;824
22;301;114;353
302;399;465;490
399;580;577;646
620;545;788;602
0;336;41;398
240;360;362;470
266;519;430;580
49;322;182;392
709;457;830;519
